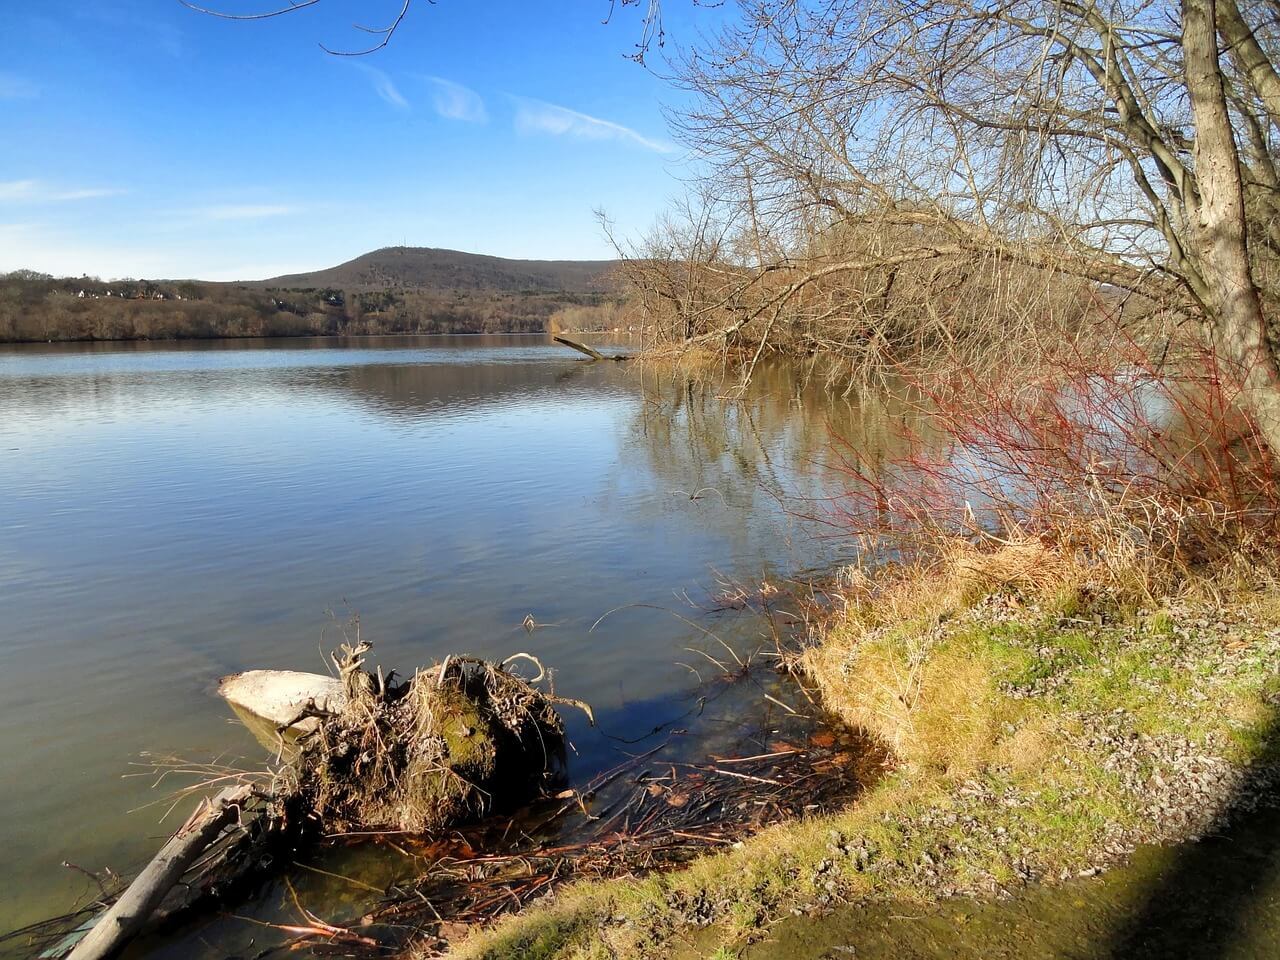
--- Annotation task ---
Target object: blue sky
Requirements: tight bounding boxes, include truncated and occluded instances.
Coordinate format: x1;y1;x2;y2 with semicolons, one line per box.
0;1;711;280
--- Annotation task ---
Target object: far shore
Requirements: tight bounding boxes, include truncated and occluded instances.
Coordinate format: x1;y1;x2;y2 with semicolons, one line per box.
0;329;636;349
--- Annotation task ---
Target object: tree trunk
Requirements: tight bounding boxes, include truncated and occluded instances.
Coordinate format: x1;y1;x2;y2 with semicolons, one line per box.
1182;0;1280;454
1217;0;1280;123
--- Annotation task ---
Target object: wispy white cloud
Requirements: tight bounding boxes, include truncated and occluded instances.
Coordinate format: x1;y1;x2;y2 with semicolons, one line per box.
0;221;315;281
356;64;409;110
49;187;126;201
196;204;296;221
422;76;487;123
0;181;37;201
0;180;126;203
0;72;38;100
0;223;36;241
511;97;674;153
0;225;250;281
0;222;185;279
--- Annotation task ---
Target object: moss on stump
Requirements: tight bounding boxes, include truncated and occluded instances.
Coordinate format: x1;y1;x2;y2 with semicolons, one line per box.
286;645;579;834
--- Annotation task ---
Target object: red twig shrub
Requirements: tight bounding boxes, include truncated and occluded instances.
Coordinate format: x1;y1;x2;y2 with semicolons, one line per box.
827;331;1280;589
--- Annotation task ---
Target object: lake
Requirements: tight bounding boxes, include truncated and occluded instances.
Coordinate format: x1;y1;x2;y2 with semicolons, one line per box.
0;335;876;937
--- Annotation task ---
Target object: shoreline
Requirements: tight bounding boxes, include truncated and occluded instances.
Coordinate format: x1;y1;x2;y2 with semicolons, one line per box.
0;329;634;348
445;555;1280;959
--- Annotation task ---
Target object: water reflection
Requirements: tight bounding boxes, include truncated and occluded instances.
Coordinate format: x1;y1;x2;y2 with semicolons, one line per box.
0;337;887;936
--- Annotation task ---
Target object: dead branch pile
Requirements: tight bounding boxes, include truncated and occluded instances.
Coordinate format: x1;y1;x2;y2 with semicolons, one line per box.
264;723;888;958
615;207;1171;400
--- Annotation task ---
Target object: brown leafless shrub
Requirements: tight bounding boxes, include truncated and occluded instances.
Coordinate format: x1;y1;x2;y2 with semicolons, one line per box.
612;199;1175;391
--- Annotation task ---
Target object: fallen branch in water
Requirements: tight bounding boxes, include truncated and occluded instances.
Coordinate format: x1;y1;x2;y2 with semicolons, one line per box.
25;642;593;960
553;335;628;362
66;784;255;960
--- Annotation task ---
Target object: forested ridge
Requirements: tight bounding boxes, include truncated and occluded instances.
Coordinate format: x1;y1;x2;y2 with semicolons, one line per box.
0;247;622;342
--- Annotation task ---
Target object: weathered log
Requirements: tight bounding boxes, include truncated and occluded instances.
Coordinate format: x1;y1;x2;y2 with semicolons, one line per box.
66;785;253;960
553;335;627;362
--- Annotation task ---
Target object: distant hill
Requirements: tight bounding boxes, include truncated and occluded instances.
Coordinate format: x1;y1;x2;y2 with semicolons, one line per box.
251;246;617;294
0;247;627;343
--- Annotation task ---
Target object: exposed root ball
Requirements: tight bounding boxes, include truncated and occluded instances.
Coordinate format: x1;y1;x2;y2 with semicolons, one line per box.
289;647;579;833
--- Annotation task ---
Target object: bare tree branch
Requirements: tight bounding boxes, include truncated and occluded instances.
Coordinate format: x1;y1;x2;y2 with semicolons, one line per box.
181;0;417;56
322;0;416;56
179;0;321;23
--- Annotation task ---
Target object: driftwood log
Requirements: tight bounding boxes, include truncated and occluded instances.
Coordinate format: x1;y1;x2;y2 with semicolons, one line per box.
553;335;628;362
65;785;254;960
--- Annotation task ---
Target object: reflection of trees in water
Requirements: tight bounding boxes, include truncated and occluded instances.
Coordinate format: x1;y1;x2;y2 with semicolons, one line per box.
0;347;590;423
329;359;569;422
627;362;915;500
616;362;923;570
0;346;926;581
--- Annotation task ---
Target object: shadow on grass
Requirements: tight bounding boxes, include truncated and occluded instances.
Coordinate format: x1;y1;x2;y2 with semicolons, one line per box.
739;720;1280;960
1103;744;1280;959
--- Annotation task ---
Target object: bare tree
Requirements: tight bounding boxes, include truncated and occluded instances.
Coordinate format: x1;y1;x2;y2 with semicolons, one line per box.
647;0;1280;447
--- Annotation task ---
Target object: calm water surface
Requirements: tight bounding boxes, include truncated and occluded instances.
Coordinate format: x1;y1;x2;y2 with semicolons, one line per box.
0;335;873;935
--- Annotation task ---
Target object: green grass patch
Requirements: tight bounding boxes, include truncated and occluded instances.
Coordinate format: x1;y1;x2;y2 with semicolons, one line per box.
442;589;1280;960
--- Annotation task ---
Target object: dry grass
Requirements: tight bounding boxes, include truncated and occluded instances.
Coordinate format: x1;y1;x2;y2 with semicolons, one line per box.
807;499;1280;770
806;540;1092;774
836;540;1090;623
441;548;1280;960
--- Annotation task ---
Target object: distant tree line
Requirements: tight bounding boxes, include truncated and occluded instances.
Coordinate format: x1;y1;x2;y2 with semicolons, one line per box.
0;270;624;342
